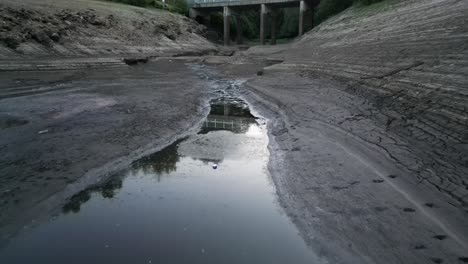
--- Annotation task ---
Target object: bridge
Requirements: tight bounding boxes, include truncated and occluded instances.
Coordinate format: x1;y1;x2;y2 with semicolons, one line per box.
188;0;320;46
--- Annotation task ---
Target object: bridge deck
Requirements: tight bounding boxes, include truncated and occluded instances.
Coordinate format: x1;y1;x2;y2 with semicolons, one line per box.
190;0;301;8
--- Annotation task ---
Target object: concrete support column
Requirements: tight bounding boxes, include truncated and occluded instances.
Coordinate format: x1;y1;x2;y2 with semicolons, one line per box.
189;8;211;26
260;4;269;45
298;0;309;36
270;11;277;45
223;6;231;46
189;8;198;19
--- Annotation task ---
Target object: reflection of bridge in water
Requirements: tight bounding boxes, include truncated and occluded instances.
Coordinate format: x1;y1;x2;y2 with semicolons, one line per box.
200;101;257;134
203;114;256;134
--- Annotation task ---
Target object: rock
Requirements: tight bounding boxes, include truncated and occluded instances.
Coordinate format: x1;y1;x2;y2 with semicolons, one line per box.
50;33;60;42
1;36;20;49
165;31;177;41
31;29;52;46
217;49;235;56
123;57;149;65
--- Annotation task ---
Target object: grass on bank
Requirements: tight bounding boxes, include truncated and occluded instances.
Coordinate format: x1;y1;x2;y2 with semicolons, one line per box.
106;0;188;14
315;0;388;24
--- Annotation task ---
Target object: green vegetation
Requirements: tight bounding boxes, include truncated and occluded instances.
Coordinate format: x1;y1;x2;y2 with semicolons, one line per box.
219;0;388;42
106;0;387;41
315;0;386;24
106;0;188;14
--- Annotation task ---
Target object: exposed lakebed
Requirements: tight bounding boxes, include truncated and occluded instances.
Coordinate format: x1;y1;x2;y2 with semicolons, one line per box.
0;69;320;263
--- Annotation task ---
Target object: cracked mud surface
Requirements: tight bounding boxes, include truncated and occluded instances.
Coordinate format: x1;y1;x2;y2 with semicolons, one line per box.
240;70;467;263
218;0;468;262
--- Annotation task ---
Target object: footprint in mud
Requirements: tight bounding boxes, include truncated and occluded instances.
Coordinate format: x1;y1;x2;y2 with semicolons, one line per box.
372;179;385;183
433;235;448;240
374;206;388;212
291;146;301;151
403;208;416;212
388;174;397;179
331;181;360;190
414;244;426;250
430;257;443;263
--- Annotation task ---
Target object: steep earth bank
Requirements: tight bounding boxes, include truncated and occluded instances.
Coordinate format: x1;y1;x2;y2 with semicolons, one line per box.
228;0;468;262
0;0;216;63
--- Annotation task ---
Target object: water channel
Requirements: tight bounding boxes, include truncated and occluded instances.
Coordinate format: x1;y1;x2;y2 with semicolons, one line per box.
0;65;320;264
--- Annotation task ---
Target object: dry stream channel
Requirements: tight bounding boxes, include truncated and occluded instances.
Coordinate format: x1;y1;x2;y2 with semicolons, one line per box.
0;65;321;263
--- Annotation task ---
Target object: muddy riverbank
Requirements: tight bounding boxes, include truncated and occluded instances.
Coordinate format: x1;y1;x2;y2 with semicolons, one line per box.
0;60;214;246
1;55;467;263
1;0;467;262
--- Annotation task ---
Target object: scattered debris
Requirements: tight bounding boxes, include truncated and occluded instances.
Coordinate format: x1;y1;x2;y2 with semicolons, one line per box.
414;245;426;250
433;235;448;240
403;208;416;212
123;57;149;65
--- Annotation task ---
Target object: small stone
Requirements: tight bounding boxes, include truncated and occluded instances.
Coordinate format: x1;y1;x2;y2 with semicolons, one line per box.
433;235;447;240
212;164;218;169
50;33;60;42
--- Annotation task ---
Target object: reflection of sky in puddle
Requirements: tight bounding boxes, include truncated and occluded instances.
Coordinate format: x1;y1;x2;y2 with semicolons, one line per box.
0;99;320;264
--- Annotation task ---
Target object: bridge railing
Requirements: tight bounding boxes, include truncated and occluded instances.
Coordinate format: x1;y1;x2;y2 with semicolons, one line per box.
188;0;245;7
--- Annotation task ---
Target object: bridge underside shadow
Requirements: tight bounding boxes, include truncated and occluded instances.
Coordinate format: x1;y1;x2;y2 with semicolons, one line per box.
189;0;320;46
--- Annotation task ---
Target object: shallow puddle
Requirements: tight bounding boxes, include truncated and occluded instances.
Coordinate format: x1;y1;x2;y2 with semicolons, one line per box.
0;98;319;263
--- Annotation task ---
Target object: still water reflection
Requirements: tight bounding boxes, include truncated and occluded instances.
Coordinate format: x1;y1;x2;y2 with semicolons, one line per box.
0;99;320;264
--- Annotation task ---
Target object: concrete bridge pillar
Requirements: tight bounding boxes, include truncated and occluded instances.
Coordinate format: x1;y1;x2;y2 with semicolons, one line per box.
260;4;270;45
189;8;211;25
223;6;231;46
298;0;309;36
